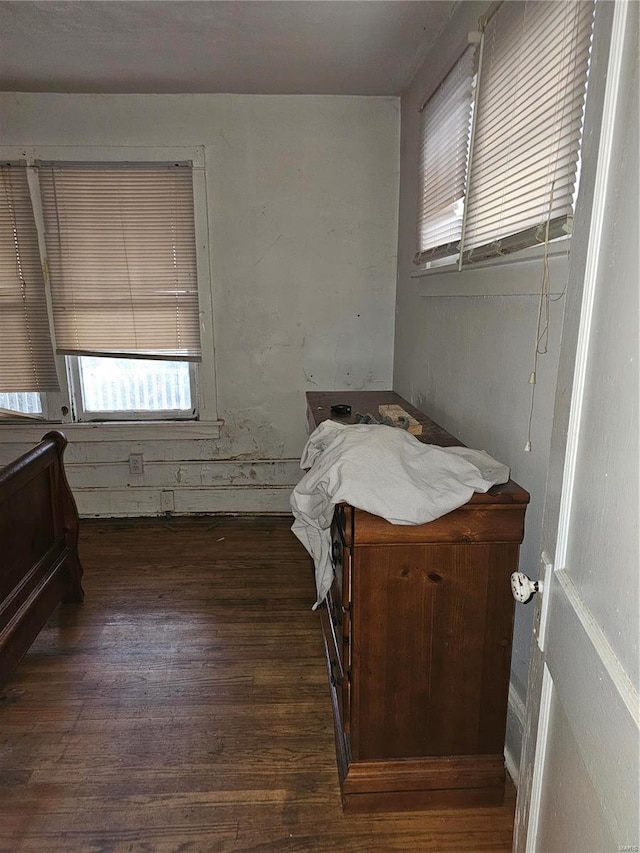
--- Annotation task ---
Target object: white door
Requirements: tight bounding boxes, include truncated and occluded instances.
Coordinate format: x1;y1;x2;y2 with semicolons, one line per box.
515;2;639;851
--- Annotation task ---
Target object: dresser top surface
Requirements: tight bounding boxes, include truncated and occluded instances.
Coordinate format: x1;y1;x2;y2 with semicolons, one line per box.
306;390;529;505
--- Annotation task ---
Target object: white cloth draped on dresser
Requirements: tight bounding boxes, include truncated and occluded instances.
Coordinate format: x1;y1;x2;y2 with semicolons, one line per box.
290;420;510;608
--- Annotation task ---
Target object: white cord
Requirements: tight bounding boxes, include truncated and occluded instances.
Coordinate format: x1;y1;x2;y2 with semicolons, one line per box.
525;181;555;452
524;1;584;454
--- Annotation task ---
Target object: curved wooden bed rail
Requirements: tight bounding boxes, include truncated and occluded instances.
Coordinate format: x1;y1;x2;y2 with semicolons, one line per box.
0;430;84;690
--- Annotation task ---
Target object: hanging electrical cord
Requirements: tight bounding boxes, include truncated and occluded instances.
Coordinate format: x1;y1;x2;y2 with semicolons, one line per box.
524;181;555;452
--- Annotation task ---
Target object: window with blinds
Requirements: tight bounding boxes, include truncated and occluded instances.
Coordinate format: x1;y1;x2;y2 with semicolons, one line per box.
414;0;595;269
415;45;476;264
0;158;204;422
0;164;59;394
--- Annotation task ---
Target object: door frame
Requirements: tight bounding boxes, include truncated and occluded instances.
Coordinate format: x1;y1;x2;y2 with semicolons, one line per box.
513;2;628;848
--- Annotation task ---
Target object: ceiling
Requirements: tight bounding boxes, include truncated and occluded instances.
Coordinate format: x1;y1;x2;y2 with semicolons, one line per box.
0;1;457;97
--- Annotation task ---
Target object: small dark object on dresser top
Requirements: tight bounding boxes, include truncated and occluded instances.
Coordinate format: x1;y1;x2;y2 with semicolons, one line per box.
330;403;352;417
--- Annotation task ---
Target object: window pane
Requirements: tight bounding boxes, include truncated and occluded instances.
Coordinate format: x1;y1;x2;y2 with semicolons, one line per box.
415;44;476;263
0;391;43;415
78;357;192;413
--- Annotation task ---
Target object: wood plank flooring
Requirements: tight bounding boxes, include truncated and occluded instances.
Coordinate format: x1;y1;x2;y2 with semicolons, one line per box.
0;517;515;852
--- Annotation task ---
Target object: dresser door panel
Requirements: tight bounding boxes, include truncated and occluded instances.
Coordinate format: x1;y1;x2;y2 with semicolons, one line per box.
350;543;518;761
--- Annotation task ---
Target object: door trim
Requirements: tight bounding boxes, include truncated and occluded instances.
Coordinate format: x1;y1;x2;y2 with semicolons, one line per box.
513;2;626;848
555;0;630;575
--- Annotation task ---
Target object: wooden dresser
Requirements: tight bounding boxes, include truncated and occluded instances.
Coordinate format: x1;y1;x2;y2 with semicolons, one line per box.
306;391;529;812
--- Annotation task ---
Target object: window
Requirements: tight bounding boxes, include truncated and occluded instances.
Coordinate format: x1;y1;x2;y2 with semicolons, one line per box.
0;391;43;417
68;356;196;421
415;45;476;263
0;163;58;404
415;0;595;269
0;156;208;423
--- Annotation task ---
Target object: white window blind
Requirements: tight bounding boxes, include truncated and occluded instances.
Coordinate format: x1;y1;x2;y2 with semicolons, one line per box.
0;164;59;392
461;0;594;263
415;45;476;264
38;162;202;361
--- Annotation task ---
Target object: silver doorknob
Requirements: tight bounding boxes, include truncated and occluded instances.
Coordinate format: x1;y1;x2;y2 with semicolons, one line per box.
510;571;542;604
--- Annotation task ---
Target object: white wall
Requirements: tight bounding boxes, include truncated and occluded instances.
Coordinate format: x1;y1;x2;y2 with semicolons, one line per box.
393;1;575;775
0;93;399;514
561;0;639;694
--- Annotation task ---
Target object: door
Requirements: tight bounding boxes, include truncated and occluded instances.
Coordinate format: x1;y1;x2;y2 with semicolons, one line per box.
514;2;639;851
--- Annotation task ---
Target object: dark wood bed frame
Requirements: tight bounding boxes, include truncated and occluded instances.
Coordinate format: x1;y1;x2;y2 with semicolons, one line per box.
0;430;84;690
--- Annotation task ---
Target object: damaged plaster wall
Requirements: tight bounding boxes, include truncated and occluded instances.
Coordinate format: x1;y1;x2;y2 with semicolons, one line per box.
0;93;399;514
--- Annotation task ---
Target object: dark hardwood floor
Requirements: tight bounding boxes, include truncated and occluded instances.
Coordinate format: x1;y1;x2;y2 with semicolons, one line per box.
0;517;515;852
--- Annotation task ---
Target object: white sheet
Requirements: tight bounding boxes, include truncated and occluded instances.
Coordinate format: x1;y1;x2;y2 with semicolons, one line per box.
290;420;510;608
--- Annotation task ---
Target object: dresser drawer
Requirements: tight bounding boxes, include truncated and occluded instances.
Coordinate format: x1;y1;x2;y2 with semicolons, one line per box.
330;512;352;660
320;594;347;734
324;509;352;733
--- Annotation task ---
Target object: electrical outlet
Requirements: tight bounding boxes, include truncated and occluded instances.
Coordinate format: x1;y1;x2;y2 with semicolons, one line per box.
160;490;174;513
128;453;144;475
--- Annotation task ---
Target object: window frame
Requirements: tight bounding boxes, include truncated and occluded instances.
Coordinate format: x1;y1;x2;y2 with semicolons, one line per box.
0;145;220;438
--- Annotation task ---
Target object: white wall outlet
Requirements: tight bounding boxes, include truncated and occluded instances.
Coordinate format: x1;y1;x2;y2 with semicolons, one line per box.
160;490;174;513
128;453;144;475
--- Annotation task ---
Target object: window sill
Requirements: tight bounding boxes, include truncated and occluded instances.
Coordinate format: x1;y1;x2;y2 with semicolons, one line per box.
411;240;570;296
0;419;223;443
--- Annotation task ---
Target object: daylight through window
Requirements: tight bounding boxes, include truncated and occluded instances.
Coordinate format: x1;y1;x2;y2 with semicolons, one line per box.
414;0;595;268
0;160;202;421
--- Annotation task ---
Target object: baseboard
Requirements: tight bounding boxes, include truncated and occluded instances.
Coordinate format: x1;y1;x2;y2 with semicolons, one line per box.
504;681;527;787
75;484;295;517
61;457;300;517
